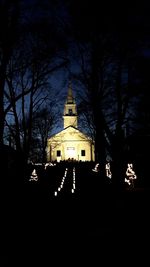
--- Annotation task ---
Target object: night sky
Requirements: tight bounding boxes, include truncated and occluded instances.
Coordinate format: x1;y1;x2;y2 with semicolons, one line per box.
1;1;150;266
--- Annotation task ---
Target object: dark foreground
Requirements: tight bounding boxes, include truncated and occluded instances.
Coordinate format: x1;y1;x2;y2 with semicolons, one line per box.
2;163;150;266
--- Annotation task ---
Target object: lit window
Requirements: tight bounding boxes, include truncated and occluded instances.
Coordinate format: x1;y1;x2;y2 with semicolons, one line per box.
81;150;85;156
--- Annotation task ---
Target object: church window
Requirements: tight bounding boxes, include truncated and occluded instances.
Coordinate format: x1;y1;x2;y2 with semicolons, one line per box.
81;150;85;156
57;150;61;157
68;108;73;115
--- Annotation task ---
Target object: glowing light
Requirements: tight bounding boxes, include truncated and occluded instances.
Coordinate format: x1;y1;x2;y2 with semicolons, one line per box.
44;162;56;169
92;163;99;172
53;165;77;196
125;178;131;185
105;162;112;179
71;167;76;193
29;169;38;181
66;148;76;159
124;163;137;187
53;166;69;195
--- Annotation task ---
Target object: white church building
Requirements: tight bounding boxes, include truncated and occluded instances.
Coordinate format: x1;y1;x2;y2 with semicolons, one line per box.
47;83;95;162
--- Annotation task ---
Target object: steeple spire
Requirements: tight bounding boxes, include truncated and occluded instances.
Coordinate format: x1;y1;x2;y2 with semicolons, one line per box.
66;81;75;104
63;82;78;128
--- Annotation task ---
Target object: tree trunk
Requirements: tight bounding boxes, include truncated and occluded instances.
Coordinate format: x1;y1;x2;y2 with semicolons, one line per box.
0;61;7;146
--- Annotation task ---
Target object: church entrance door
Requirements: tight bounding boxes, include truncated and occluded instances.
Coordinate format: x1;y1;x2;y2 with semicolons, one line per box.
66;147;76;160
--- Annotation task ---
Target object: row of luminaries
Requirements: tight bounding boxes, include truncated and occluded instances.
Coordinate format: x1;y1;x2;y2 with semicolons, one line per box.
29;161;137;189
29;164;76;197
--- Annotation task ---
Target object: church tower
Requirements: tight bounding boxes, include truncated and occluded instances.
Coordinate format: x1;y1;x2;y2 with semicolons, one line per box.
63;82;78;128
47;80;95;162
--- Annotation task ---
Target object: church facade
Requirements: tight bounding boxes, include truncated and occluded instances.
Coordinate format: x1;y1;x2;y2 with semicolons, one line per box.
47;84;95;162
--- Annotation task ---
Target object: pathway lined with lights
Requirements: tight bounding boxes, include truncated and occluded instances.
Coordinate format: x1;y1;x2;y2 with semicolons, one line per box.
54;166;76;197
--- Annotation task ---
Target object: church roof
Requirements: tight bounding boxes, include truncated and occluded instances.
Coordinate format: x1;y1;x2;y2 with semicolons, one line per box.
48;125;92;141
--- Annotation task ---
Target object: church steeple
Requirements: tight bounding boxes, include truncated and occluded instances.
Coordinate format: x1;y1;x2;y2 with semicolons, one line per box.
63;82;78;128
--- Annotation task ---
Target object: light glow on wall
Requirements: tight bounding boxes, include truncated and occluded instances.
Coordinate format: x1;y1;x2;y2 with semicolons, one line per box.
66;147;76;159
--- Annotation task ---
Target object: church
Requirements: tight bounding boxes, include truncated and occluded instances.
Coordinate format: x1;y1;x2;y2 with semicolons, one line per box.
47;83;95;162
